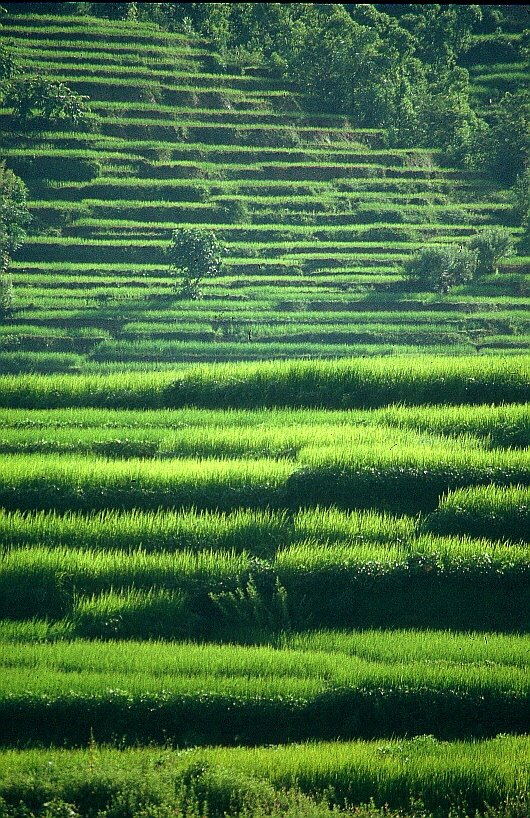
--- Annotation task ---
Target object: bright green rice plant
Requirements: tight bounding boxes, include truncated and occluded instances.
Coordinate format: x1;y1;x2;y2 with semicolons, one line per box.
424;484;530;542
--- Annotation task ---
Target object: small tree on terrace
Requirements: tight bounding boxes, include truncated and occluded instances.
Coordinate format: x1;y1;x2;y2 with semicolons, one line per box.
4;77;89;127
168;228;225;299
404;244;477;293
468;227;515;276
0;163;30;274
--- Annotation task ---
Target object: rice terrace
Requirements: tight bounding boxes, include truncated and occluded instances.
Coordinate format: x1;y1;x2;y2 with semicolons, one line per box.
0;3;529;817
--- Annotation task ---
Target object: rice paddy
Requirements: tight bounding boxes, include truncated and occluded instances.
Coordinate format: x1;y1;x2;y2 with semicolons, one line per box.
0;8;528;817
1;9;528;370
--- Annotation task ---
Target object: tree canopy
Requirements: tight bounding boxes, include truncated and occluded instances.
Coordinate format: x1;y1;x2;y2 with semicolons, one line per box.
168;228;225;299
0;163;31;275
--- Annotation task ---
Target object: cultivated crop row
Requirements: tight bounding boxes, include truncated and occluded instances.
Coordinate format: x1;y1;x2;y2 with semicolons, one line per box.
0;736;527;817
0;636;528;745
2;11;526;369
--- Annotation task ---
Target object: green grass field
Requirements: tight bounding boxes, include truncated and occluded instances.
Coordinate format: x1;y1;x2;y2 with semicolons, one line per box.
0;8;529;817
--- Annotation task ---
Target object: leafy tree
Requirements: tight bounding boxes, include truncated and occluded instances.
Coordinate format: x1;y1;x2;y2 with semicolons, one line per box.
293;6;378;115
480;91;529;185
168;228;225;299
0;164;30;316
0;274;14;317
404;245;477;293
0;162;31;274
389;4;482;66
468;228;515;276
415;64;485;162
512;168;530;227
91;3;137;20
512;169;529;251
0;44;17;83
4;77;90;127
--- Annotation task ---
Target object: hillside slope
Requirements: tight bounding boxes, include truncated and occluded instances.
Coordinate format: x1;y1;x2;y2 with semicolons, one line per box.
1;11;528;372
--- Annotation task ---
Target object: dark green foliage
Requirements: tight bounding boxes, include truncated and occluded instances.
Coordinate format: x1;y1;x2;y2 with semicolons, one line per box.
383;4;482;65
168;227;225;298
469;227;515;276
4;77;90;127
292;7;378;116
0;163;30;274
211;574;291;635
479;91;529;184
0;275;14;317
90;2;136;20
414;65;485;164
468;34;522;65
0;45;16;84
218;199;251;224
512;168;530;228
1;3;91;12
156;4;487;160
7;156;100;184
404;245;477;292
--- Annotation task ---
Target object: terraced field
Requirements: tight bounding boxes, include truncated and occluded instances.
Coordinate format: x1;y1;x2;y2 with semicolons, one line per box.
0;356;529;815
0;10;529;818
1;11;528;372
464;29;528;105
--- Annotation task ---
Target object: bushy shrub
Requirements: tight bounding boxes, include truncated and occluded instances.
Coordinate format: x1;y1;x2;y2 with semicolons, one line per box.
404;245;477;293
0;164;30;274
218;200;251;224
468;227;515;276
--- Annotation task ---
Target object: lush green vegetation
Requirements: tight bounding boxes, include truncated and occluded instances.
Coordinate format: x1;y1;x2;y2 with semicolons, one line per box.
0;355;528;408
0;5;528;367
0;737;528;818
0;7;528;817
0;636;528;746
